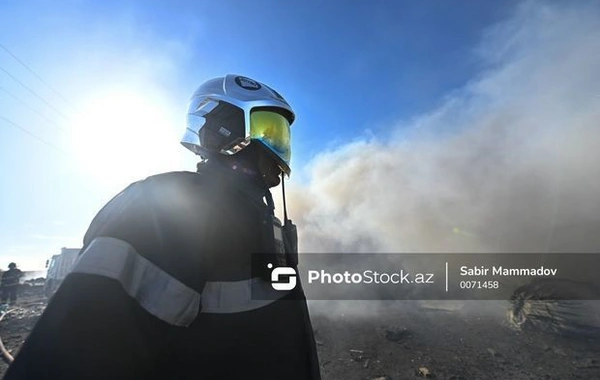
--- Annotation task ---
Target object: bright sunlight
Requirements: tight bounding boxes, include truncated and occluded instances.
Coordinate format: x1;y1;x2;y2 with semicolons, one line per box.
69;86;183;189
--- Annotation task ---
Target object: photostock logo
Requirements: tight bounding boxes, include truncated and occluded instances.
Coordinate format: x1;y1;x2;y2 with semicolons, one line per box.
267;263;297;291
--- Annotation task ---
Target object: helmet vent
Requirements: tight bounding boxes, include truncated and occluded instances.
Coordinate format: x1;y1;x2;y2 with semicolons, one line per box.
218;127;231;137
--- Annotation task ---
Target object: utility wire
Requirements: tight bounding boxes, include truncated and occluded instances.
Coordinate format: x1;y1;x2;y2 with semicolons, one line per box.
0;115;68;156
0;86;67;133
0;65;72;122
0;43;75;110
0;114;99;208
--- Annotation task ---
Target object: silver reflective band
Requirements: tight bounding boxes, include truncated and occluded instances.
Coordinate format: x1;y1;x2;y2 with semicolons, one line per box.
201;277;288;314
72;237;201;327
71;237;287;326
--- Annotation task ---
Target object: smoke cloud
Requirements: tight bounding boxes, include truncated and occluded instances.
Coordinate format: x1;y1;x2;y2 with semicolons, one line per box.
288;2;600;257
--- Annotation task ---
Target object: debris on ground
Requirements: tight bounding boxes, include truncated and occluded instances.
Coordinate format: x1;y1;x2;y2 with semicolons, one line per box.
384;326;410;343
486;348;501;357
573;358;599;369
0;285;46;372
349;349;368;363
508;278;600;337
417;366;434;378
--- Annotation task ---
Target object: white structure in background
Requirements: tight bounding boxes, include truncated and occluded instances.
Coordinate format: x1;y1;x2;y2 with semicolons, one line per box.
45;247;80;297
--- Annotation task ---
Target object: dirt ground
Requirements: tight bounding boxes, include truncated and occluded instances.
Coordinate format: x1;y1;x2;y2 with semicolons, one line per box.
0;289;598;379
311;301;599;380
0;285;46;377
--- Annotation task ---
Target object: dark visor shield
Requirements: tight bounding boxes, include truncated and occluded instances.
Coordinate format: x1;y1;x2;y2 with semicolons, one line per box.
250;110;291;170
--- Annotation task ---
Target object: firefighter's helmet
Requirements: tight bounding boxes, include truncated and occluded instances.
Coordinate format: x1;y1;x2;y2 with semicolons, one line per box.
182;75;295;175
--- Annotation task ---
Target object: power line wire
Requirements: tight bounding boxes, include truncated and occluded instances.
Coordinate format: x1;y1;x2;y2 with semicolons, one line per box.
0;114;99;204
0;65;72;122
0;86;67;133
0;115;68;156
0;43;75;110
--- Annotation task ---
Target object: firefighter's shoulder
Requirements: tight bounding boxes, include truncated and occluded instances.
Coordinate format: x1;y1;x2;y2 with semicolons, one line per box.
84;171;210;242
81;171;214;292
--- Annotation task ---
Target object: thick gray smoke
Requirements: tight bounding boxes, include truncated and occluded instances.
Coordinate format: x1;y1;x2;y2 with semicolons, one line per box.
288;2;600;257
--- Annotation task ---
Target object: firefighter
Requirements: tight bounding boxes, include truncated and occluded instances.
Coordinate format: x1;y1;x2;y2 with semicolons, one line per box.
5;75;321;379
1;263;23;305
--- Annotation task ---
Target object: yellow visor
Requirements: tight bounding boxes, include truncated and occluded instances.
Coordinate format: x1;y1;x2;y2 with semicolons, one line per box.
250;110;291;169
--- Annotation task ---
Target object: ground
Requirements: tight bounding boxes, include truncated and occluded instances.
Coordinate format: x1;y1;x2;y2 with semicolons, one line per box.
0;285;45;377
0;290;598;379
311;301;600;380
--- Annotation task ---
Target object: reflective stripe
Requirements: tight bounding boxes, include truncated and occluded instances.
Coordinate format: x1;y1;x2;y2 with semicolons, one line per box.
72;237;201;327
71;237;286;325
201;277;288;314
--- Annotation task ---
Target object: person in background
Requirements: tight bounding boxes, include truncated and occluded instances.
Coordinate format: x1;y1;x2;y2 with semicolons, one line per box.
1;263;23;305
4;75;321;379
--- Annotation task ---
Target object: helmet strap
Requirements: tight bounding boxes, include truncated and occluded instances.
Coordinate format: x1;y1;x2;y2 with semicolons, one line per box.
264;187;275;213
281;173;289;223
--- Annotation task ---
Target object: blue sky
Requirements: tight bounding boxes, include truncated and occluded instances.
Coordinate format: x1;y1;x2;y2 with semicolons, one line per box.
2;0;591;269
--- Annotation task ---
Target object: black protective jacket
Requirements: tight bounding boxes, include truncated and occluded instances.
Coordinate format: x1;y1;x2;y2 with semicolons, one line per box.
5;165;320;380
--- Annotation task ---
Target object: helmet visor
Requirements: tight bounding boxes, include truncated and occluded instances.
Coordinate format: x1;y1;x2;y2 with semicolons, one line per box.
249;110;291;170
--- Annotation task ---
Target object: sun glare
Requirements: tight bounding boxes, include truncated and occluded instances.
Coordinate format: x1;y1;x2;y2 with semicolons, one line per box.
69;87;181;189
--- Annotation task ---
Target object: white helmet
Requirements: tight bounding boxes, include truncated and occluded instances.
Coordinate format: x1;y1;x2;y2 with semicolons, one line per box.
182;74;295;175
